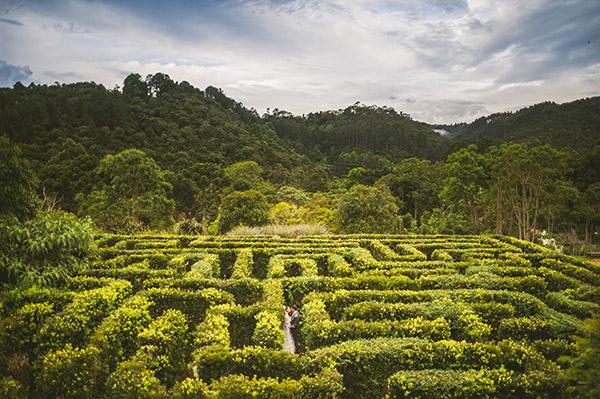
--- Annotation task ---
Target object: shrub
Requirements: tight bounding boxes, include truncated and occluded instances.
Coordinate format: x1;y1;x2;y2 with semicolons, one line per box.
231;249;253;279
327;254;354;277
192;346;300;383
35;280;132;354
0;211;95;287
206;369;344;399
171;378;209;398
36;344;100;399
207;374;299;399
386;368;496;399
252;310;284;349
344;247;379;270
0;302;54;356
545;292;600;319
137;309;189;385
498;317;551;340
90;295;153;375
0;376;26;399
105;356;166;399
145;287;233;324
267;255;286;278
387;365;569;399
431;249;453;261
193;313;231;351
189;253;220;279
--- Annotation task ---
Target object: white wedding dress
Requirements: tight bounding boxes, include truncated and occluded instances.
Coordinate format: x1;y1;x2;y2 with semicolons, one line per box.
283;311;295;353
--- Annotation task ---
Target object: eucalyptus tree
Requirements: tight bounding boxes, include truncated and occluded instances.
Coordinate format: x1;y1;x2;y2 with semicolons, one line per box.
490;143;567;241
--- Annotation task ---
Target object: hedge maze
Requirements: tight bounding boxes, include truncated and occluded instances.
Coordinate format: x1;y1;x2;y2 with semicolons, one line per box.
2;234;600;398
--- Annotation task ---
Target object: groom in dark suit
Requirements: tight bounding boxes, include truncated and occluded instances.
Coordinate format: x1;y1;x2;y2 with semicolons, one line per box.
289;304;300;353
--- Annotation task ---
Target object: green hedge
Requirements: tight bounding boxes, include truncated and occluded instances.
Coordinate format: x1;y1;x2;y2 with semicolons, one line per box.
192;346;301;383
205;368;344;399
282;275;415;305
90;294;153;377
144;277;263;307
36;344;100;399
0;301;55;358
231;249;254;279
35;280;132;354
82;267;175;291
305;337;556;399
315;289;545;320
544;291;600;319
137;308;189;386
387;367;567;399
144;287;234;324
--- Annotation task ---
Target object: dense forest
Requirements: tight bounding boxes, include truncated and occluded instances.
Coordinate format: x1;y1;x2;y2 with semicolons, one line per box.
1;73;599;251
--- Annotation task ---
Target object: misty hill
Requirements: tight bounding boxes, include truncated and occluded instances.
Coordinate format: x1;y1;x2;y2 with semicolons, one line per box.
434;97;600;151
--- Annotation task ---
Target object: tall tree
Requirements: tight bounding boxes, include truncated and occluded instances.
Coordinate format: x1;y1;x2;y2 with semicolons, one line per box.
0;136;40;221
217;190;270;234
490;143;566;241
440;145;490;231
333;184;400;234
78;149;174;232
377;158;443;224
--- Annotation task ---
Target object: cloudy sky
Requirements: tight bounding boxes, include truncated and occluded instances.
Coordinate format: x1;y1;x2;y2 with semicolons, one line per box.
1;0;599;123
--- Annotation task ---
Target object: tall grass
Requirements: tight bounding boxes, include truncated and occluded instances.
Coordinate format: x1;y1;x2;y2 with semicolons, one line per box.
225;224;331;238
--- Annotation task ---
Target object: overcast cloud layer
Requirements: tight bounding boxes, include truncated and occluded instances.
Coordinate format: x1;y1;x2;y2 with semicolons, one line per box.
1;0;599;123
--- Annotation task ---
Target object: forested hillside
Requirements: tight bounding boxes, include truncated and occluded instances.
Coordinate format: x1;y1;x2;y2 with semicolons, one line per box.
1;73;599;250
434;97;600;151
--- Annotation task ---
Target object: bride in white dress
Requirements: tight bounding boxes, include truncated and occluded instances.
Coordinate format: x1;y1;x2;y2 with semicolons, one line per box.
283;306;295;353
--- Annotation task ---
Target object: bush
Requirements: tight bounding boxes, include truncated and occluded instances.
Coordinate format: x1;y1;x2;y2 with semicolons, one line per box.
192;346;300;383
105;356;166;399
35;280;132;354
498;317;551;340
137;309;189;385
0;302;54;356
189;253;220;279
205;369;344;399
171;378;209;398
0;211;95;287
90;295;153;375
386;368;496;399
145;287;233;324
36;344;100;399
231;249;253;279
193;313;231;351
327;254;354;277
431;249;453;261
0;376;26;399
252;311;285;349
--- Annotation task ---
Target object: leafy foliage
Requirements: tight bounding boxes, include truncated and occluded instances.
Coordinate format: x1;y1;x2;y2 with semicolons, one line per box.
0;211;94;287
77;149;174;232
334;185;400;234
0;136;39;221
217;190;270;234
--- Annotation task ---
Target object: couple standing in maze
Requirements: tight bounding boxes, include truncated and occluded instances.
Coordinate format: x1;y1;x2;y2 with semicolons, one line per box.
282;304;300;354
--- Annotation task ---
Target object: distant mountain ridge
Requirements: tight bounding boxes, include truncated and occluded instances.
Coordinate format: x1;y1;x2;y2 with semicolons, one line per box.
432;97;600;151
